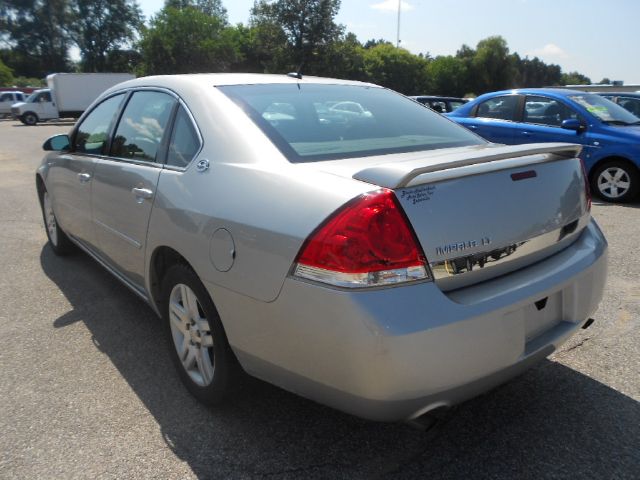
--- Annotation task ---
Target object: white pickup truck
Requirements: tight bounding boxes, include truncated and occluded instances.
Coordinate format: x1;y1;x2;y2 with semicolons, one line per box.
11;73;134;125
0;91;26;117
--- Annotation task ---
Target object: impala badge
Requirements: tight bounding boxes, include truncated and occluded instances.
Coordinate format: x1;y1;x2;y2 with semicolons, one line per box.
436;237;491;256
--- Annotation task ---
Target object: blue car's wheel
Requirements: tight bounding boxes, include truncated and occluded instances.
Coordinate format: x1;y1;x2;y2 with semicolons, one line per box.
591;161;639;203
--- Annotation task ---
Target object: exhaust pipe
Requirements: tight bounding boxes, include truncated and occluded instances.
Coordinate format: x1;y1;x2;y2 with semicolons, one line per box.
582;318;595;329
406;404;450;431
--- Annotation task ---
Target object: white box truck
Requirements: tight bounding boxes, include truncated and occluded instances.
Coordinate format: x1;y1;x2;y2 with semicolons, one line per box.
11;73;134;125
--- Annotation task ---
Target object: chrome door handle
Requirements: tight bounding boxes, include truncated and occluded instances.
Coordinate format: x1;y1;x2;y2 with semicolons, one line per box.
132;187;154;202
78;173;91;183
521;131;531;137
468;125;478;130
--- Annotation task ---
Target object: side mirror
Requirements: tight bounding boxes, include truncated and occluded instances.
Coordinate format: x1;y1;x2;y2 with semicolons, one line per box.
43;134;70;151
561;119;586;133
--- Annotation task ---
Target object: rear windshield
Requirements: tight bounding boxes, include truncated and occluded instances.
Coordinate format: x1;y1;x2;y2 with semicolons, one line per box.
218;84;484;162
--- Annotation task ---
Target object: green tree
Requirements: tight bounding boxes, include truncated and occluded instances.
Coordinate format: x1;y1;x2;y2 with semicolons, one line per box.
139;6;240;74
250;0;343;71
164;0;227;21
0;0;72;77
512;55;562;88
472;36;514;93
561;71;591;85
0;57;14;85
425;56;469;97
70;0;143;72
315;32;365;80
362;43;428;94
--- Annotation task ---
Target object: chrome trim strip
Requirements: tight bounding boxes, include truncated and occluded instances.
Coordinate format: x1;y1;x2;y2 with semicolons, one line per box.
94;219;142;249
431;214;590;291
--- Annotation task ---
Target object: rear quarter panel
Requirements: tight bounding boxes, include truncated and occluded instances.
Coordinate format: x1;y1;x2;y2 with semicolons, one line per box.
144;84;372;303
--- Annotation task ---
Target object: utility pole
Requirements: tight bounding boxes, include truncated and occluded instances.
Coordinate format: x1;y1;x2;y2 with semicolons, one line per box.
396;0;402;47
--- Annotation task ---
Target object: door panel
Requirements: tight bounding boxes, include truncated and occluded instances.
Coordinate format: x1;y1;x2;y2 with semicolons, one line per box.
465;95;522;144
521;95;597;159
46;93;127;248
91;160;161;287
90;90;177;287
46;154;97;246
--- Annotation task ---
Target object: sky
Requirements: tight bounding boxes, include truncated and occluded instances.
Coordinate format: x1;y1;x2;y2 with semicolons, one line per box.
138;0;640;85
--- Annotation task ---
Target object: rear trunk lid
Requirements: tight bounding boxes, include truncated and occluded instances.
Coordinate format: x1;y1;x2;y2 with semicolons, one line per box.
312;142;590;291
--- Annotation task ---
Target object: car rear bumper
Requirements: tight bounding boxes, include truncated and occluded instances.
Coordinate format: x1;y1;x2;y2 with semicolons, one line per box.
210;219;608;421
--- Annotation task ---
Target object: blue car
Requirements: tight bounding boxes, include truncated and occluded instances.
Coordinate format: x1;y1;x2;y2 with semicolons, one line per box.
448;88;640;202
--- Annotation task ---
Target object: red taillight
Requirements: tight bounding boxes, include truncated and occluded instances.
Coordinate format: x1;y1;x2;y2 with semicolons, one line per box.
294;189;430;288
580;158;592;211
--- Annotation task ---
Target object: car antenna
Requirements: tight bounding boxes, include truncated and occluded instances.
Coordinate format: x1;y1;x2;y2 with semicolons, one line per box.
287;61;304;81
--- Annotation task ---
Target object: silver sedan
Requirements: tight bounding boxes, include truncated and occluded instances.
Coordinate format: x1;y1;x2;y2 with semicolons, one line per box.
36;74;607;422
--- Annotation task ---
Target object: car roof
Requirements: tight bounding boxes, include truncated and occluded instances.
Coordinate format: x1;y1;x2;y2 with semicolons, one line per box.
483;88;591;98
411;95;466;101
598;92;640;97
108;73;379;92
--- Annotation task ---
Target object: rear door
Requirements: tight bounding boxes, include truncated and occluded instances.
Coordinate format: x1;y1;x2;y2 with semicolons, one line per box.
91;90;177;288
458;94;522;143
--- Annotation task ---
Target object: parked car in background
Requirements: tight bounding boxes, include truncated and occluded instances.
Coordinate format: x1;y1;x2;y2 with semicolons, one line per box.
37;74;607;422
599;92;640;117
411;95;469;113
449;88;640;202
0;90;25;117
11;73;134;125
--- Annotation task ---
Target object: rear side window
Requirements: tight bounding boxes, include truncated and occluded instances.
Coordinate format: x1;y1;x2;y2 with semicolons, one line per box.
74;94;125;154
166;106;200;168
0;93;13;102
475;95;520;121
219;84;483;163
110;91;176;163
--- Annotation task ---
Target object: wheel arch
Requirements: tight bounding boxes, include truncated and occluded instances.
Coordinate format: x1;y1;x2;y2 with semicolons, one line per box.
148;246;195;310
589;155;639;182
35;173;46;204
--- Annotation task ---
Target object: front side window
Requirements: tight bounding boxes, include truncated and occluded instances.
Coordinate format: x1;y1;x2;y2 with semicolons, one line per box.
166;106;200;168
524;95;579;127
475;95;520;121
110;91;176;163
38;91;52;103
219;84;483;163
74;94;125;154
449;100;466;111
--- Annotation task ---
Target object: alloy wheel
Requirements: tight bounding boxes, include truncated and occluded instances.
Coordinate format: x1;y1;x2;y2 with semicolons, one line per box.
43;191;58;246
597;166;631;199
168;283;215;387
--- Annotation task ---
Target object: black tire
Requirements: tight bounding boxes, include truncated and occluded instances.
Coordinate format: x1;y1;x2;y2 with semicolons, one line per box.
39;186;76;255
590;160;640;203
22;112;38;126
160;264;234;405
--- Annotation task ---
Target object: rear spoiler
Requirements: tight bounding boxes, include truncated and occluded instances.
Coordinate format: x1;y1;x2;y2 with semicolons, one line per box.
353;143;582;189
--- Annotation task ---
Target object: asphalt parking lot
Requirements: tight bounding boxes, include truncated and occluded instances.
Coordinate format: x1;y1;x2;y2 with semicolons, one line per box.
0;119;638;479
